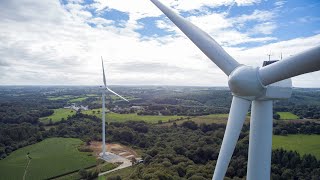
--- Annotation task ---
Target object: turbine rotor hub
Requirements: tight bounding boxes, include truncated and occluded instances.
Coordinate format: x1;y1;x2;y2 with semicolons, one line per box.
228;66;265;99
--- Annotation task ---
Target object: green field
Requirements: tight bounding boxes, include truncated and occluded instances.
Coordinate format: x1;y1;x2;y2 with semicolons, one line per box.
47;95;91;102
101;166;136;180
56;162;117;180
109;95;141;102
86;94;98;97
277;112;299;120
68;97;88;103
47;95;73;101
181;114;229;125
39;108;76;123
0;138;96;180
162;114;251;126
273;135;320;159
83;109;185;123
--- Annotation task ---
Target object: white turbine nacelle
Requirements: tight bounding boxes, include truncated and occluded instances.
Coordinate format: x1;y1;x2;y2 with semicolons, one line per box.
258;78;292;100
149;0;320;179
228;65;292;100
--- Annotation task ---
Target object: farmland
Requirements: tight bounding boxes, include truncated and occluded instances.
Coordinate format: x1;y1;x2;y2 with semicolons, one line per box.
47;95;91;103
47;95;73;101
109;94;140;101
187;114;241;124
68;97;88;103
102;166;136;179
83;109;185;123
39;108;76;123
161;114;251;126
273;135;320;159
277;112;299;120
0;138;96;180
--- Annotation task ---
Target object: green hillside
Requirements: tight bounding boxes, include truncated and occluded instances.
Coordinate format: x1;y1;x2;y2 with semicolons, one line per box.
0;138;96;180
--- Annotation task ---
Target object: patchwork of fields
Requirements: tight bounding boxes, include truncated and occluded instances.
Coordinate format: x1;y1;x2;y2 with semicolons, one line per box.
42;109;304;125
0;138;96;180
47;95;91;103
83;109;186;123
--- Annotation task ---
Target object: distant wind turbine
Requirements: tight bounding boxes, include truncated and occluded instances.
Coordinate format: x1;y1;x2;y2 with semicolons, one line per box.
149;0;320;179
101;56;129;157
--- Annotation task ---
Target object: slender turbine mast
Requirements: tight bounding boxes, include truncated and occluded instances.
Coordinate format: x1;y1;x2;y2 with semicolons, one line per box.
101;57;129;156
149;0;320;179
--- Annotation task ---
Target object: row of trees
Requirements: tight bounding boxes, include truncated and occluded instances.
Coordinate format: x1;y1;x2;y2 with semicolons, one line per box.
0;123;44;159
138;105;229;116
274;121;320;135
0;103;54;124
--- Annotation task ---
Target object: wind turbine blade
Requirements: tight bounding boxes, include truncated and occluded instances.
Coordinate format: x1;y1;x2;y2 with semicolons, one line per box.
150;0;240;76
107;87;129;102
213;96;250;180
259;46;320;86
101;56;107;88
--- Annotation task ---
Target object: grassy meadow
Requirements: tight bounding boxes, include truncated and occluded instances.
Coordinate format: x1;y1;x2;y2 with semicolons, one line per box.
83;109;185;123
162;114;251;126
179;114;229;125
68;97;88;103
277;112;299;120
47;95;73;101
273;134;320;159
39;108;76;123
0;138;96;180
47;95;91;103
109;94;141;102
101;166;136;180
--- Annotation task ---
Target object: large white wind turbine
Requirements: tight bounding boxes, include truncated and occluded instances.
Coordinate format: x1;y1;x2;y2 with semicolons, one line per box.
149;0;320;179
101;57;129;157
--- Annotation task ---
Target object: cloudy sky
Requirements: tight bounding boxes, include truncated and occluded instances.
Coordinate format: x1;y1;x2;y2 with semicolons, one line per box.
0;0;319;87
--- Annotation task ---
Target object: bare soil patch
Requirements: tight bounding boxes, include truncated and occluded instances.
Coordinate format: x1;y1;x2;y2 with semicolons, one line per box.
88;141;138;159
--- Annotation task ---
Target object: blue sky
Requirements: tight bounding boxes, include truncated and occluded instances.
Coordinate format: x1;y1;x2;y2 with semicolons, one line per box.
0;0;319;87
70;0;320;46
60;0;320;49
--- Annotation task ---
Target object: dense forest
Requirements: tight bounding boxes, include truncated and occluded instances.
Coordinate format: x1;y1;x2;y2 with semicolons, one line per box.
0;86;320;179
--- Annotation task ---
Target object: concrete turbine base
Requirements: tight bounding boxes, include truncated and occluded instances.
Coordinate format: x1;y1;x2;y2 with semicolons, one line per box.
99;152;128;163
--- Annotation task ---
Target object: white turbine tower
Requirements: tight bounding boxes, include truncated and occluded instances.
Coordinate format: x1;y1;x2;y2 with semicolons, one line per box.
149;0;320;179
101;57;129;157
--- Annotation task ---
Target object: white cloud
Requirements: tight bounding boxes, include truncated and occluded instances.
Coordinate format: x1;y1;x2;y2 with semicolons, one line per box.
274;1;286;8
0;0;319;88
232;10;275;24
250;22;277;35
90;0;262;20
235;0;261;6
155;11;277;46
